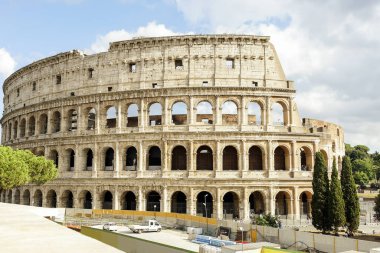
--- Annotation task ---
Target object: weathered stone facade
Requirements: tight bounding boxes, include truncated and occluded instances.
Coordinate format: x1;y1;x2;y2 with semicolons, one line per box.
0;35;344;220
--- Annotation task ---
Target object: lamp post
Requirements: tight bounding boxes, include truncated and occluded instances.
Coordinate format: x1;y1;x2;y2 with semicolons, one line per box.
239;226;244;252
154;204;157;219
203;194;208;235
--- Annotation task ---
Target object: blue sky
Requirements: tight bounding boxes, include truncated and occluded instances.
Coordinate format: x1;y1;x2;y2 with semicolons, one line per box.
1;0;380;152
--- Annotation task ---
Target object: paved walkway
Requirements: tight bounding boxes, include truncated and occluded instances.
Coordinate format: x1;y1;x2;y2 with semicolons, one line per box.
0;203;123;253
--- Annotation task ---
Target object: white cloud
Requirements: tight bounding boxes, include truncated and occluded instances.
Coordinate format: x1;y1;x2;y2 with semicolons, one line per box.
87;22;179;53
0;48;16;79
173;0;380;152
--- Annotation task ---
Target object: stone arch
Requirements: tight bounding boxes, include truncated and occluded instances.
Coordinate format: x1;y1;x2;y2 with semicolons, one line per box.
28;116;36;136
84;148;93;170
67;109;78;131
222;100;238;125
148;102;162;126
146;191;161;211
22;189;31;205
223;145;238;170
247;101;262;125
196;145;213;170
13;120;18;139
106;106;117;128
14;189;20;204
8;122;12;140
148;146;161;170
104;147;115;170
275;191;291;216
223;191;240;219
39;113;48;134
171;191;187;213
171;101;188;125
171;145;187;170
274;146;290;171
196;191;213;217
196;101;213;124
20;118;26;137
78;190;92;209
271;102;287;126
299;191;312;218
249;191;265;215
46;189;57;208
300;146;313;171
86;107;96;130
101;190;113;209
33;189;43;207
127;103;139;127
125;146;137;170
121;191;137;210
51;111;61;133
61;190;74;208
249;146;263;170
65;148;75;171
49;150;59;168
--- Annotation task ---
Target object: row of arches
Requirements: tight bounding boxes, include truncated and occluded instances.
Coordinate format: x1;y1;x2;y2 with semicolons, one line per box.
1;188;312;218
48;145;313;172
4;100;288;141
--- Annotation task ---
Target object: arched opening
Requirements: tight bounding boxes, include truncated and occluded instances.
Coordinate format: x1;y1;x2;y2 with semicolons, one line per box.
28;116;36;136
84;149;93;170
146;191;161;211
7;190;12;203
22;190;30;205
39;114;48;134
148;146;161;170
223;192;240;219
272;102;285;126
51;111;61;133
172;101;187;125
13;121;18;139
300;191;312;218
78;190;92;209
20;119;26;137
46;190;57;208
274;146;288;171
223;146;238;170
61;190;74;208
34;190;43;207
127;104;139;127
197;145;213;170
171;146;187;170
126;147;137;170
8;122;12;140
171;191;187;213
14;189;20;204
247;102;262;125
104;148;114;171
196;191;213;217
222;101;238;125
149;102;162;126
321;150;328;168
300;147;312;171
106;106;117;128
249;146;263;170
275;191;291;216
68;109;78;131
101;191;113;209
121;191;136;210
196;101;213;124
87;108;96;130
249;191;265;215
49;150;59;168
66;149;75;171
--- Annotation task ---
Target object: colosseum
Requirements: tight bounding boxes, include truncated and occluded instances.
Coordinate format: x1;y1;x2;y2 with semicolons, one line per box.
0;34;344;220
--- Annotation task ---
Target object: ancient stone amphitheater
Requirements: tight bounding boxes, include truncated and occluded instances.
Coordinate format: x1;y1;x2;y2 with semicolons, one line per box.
0;35;344;220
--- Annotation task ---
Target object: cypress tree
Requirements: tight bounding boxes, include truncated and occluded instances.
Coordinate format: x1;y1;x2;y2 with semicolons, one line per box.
328;158;346;235
341;156;360;235
311;152;330;233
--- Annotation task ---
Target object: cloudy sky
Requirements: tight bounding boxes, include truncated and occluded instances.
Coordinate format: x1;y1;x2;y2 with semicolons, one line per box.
0;0;379;152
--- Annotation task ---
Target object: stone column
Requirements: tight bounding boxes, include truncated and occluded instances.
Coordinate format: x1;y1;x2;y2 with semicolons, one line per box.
189;97;195;125
265;97;271;128
138;187;144;211
114;142;120;177
96;101;101;134
215;96;222;125
215;141;221;175
162;141;168;173
188;188;195;215
114;187;119;210
216;188;222;220
267;140;273;173
241;96;247;126
294;186;300;220
269;187;275;215
139;98;145;131
242;188;250;220
117;101;122;131
137;141;144;177
47;110;53;134
289;98;294;126
241;140;247;173
163;97;169;126
162;186;168;212
92;142;98;178
92;187;98;209
291;141;297;172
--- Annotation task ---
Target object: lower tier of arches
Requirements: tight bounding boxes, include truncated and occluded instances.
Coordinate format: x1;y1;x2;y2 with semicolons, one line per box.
0;180;313;220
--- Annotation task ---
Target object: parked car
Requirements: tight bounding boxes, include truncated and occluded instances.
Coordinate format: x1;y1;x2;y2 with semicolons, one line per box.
129;220;162;233
103;222;118;231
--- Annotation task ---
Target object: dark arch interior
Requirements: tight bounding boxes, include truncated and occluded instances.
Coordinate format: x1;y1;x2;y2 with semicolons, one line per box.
223;146;238;170
126;147;137;169
171;191;187;213
146;191;161;211
171;146;187;170
197;146;213;170
249;146;263;170
274;147;286;170
223;192;239;219
196;191;213;217
122;191;136;210
102;191;113;209
148;146;161;167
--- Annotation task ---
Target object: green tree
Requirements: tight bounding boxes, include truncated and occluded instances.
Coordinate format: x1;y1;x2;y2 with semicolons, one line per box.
312;152;331;233
328;158;346;234
0;146;30;189
352;158;374;182
374;193;380;222
341;156;360;235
